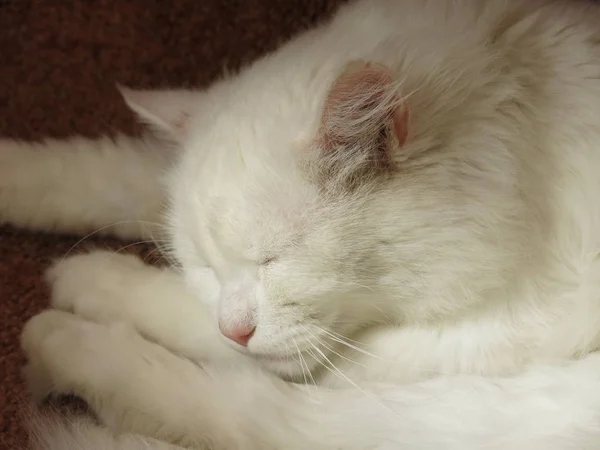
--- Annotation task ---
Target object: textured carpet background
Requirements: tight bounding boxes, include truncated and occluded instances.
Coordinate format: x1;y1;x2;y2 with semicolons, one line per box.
0;0;346;447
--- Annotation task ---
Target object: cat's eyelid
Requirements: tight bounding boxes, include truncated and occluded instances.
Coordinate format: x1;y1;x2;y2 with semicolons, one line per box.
261;256;278;265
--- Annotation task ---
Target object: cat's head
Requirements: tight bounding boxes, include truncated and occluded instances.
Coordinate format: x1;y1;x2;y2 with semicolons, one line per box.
120;62;503;378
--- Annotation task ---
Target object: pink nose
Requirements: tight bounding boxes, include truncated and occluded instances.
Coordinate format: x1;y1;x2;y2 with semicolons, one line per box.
219;324;256;347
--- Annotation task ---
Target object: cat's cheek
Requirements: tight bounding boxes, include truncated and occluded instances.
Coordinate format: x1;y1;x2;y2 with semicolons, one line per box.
258;262;291;302
261;260;309;297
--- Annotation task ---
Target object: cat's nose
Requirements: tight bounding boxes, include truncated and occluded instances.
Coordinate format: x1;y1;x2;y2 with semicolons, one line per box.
219;323;256;347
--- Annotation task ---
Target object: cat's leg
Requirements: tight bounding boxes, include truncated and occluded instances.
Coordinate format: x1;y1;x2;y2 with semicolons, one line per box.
21;309;600;450
45;249;240;363
318;322;526;386
323;295;600;386
21;310;266;448
0;135;168;239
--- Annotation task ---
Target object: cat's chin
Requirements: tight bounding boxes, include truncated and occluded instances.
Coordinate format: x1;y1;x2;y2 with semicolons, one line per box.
253;351;316;380
217;335;314;378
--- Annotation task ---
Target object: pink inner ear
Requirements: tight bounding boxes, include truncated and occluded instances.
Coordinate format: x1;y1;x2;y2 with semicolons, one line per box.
321;61;410;147
327;62;394;107
393;103;410;147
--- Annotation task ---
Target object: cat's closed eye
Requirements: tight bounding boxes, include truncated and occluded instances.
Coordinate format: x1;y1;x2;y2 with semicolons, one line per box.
261;256;278;265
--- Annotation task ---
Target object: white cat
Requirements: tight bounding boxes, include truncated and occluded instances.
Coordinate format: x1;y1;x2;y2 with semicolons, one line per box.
5;0;600;448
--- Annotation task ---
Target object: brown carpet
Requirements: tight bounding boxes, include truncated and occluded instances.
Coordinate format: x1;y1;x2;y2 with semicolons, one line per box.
0;0;346;447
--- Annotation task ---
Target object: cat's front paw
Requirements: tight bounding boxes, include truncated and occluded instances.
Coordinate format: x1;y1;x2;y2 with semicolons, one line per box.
20;310;69;402
21;310;138;402
47;250;152;322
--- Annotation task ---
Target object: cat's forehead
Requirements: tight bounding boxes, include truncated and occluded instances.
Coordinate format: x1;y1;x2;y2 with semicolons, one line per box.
184;132;315;223
207;167;316;232
192;164;318;261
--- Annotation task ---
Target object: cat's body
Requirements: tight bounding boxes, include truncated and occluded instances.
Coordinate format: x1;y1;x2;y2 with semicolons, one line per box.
6;0;600;448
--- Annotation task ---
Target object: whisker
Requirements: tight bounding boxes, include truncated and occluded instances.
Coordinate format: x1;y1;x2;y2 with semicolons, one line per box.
305;338;405;420
316;327;388;361
317;327;369;346
294;339;309;387
60;220;167;262
318;327;464;377
292;337;317;392
141;245;167;264
303;328;367;369
141;240;181;271
303;332;364;389
112;240;160;255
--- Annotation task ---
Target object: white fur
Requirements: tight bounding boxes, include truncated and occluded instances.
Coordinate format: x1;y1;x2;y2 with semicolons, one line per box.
25;410;182;450
19;309;600;450
4;0;600;448
0;135;168;239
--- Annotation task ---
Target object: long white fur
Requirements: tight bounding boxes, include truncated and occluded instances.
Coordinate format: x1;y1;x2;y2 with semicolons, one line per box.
4;0;600;448
25;411;183;450
0;135;168;239
19;308;600;450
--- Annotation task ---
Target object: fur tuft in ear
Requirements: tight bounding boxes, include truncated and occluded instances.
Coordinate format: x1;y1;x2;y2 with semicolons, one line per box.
315;61;409;190
117;85;199;139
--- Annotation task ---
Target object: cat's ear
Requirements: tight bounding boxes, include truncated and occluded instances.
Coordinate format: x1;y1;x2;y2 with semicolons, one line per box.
117;86;197;139
315;61;409;189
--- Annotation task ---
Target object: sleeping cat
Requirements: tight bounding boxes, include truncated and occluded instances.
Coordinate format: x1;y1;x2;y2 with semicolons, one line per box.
6;0;600;448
